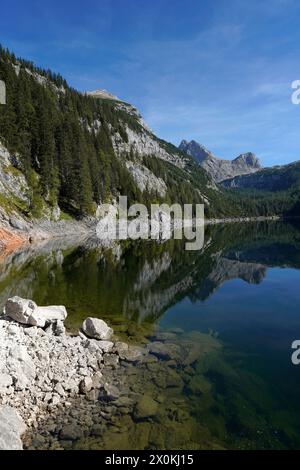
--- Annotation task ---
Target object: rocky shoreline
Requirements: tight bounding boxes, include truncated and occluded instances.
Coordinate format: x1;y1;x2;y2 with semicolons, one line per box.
0;295;223;451
0;296;144;450
0;227;27;257
0;214;282;259
204;215;280;225
0;210;94;258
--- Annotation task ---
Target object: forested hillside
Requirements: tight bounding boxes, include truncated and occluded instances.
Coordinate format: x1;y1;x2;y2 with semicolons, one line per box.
0;45;300;221
222;161;300;217
0;45;229;219
222;161;300;192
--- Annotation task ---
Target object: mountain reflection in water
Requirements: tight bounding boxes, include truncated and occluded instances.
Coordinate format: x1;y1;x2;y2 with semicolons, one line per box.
2;220;300;449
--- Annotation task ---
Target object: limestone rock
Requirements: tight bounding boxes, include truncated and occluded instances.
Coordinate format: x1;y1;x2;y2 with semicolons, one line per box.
134;396;158;420
81;317;113;341
8;344;36;390
4;296;67;327
118;345;144;363
0;309;127;440
0;406;26;450
102;383;120;401
9;217;28;231
0;142;29;209
4;296;37;325
33;306;67;327
147;341;181;361
179;140;261;182
45;319;66;336
79;377;93;395
0;373;13;393
97;340;114;353
125;161;167;197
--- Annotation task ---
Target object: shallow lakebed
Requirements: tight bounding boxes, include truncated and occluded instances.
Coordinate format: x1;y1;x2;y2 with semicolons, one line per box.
1;220;300;450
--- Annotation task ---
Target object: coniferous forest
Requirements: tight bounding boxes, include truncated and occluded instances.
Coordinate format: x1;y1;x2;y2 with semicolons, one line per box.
1;45;300;220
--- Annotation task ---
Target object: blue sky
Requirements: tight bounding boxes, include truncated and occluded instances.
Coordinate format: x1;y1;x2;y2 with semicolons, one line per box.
1;0;300;166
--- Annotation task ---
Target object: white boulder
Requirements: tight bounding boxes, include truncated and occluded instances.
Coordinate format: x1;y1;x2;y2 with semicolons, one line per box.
0;373;13;393
8;344;36;390
4;297;37;325
0;406;26;450
33;306;67;327
81;317;113;341
4;296;67;327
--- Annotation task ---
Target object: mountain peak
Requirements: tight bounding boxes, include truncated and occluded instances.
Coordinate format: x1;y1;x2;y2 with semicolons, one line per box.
179;139;216;163
179;139;262;182
86;89;120;101
233;152;261;169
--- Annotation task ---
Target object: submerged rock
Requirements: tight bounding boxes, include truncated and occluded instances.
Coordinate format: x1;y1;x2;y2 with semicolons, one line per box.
60;424;83;441
97;340;114;353
147;341;181;361
101;383;120;401
118;345;144;363
134;395;158;420
81;317;113;341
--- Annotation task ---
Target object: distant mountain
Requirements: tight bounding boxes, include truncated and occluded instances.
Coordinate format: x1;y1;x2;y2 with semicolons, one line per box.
179;139;261;182
86;89;121;101
222;160;300;192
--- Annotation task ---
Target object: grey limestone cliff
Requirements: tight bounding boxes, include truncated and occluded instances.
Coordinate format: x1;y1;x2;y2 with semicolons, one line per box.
179;139;261;182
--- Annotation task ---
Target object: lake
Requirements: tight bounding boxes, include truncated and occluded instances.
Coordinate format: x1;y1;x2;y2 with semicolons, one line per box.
1;220;300;449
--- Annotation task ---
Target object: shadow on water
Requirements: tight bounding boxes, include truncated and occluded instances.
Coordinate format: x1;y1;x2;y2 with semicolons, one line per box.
2;219;300;449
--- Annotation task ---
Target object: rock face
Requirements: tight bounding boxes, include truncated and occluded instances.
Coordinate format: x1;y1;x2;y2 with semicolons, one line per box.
179;140;261;182
0;406;26;450
4;296;67;327
179;140;216;165
0;227;26;255
86;90;195;171
86;89;120;101
125;161;167;197
0;142;29;206
81;317;113;340
0;79;5;104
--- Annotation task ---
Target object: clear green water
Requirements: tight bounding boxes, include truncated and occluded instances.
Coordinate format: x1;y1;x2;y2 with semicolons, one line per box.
2;220;300;449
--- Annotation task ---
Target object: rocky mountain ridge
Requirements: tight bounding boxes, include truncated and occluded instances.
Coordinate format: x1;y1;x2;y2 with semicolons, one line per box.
221;160;300;192
86;89;120;101
179;139;261;182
